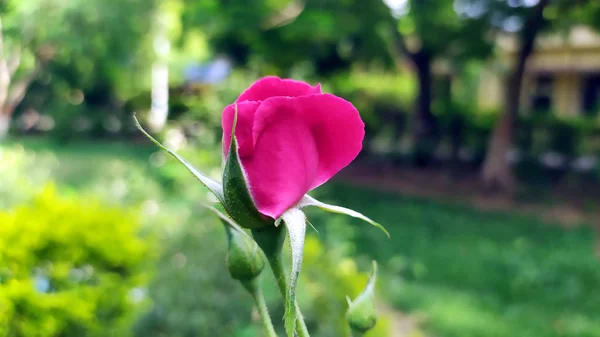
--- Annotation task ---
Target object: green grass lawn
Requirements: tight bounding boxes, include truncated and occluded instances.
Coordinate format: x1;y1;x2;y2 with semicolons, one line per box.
3;137;600;337
316;185;600;337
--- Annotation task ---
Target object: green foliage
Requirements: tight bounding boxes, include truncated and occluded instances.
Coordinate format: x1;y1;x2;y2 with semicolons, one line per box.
17;0;156;95
315;184;600;337
5;0;158;138
328;69;414;128
0;184;153;337
397;0;492;62
182;0;392;75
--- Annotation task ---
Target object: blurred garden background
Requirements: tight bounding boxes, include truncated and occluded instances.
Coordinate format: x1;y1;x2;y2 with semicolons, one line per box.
2;0;600;336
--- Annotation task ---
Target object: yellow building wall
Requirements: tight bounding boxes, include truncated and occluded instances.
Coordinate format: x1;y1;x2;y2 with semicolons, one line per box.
478;28;600;117
478;70;589;116
553;74;582;117
477;68;503;111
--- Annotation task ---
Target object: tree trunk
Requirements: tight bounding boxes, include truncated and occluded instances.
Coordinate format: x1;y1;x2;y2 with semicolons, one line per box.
481;0;550;191
412;51;439;166
481;108;516;191
389;26;440;165
0;112;10;139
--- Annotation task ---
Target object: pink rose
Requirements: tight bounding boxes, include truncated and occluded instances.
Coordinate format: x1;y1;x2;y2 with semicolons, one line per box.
222;76;365;219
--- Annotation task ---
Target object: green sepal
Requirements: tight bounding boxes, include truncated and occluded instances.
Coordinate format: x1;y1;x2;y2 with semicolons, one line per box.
298;195;390;238
133;114;225;203
222;105;272;229
346;261;379;333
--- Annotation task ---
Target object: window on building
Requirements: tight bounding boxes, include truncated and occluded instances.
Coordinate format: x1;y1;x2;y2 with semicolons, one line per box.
531;74;553;114
582;74;600;117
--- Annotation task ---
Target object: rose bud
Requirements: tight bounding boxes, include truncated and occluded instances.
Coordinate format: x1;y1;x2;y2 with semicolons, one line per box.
221;76;365;227
347;261;379;334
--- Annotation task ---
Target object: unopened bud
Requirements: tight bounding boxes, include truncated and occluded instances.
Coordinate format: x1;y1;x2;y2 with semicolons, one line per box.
347;261;378;333
225;223;265;281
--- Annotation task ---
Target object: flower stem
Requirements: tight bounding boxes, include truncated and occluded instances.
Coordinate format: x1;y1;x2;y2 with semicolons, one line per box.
251;225;310;337
243;279;278;337
269;253;311;337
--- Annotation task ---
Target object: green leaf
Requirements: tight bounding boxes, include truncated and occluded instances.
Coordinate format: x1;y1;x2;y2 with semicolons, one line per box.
222;105;272;229
298;195;390;238
133;115;225;203
281;208;307;337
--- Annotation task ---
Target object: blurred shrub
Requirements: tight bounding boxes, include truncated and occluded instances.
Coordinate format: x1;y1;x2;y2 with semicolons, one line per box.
0;184;153;337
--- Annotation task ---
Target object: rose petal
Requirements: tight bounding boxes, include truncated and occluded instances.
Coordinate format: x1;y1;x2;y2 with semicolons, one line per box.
236;76;321;103
252;94;365;190
222;101;261;158
242;109;319;218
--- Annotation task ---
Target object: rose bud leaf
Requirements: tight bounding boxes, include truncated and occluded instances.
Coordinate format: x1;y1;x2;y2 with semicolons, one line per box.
133;114;224;203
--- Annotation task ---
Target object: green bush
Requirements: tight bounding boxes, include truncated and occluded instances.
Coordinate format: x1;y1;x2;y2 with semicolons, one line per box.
0;185;154;337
